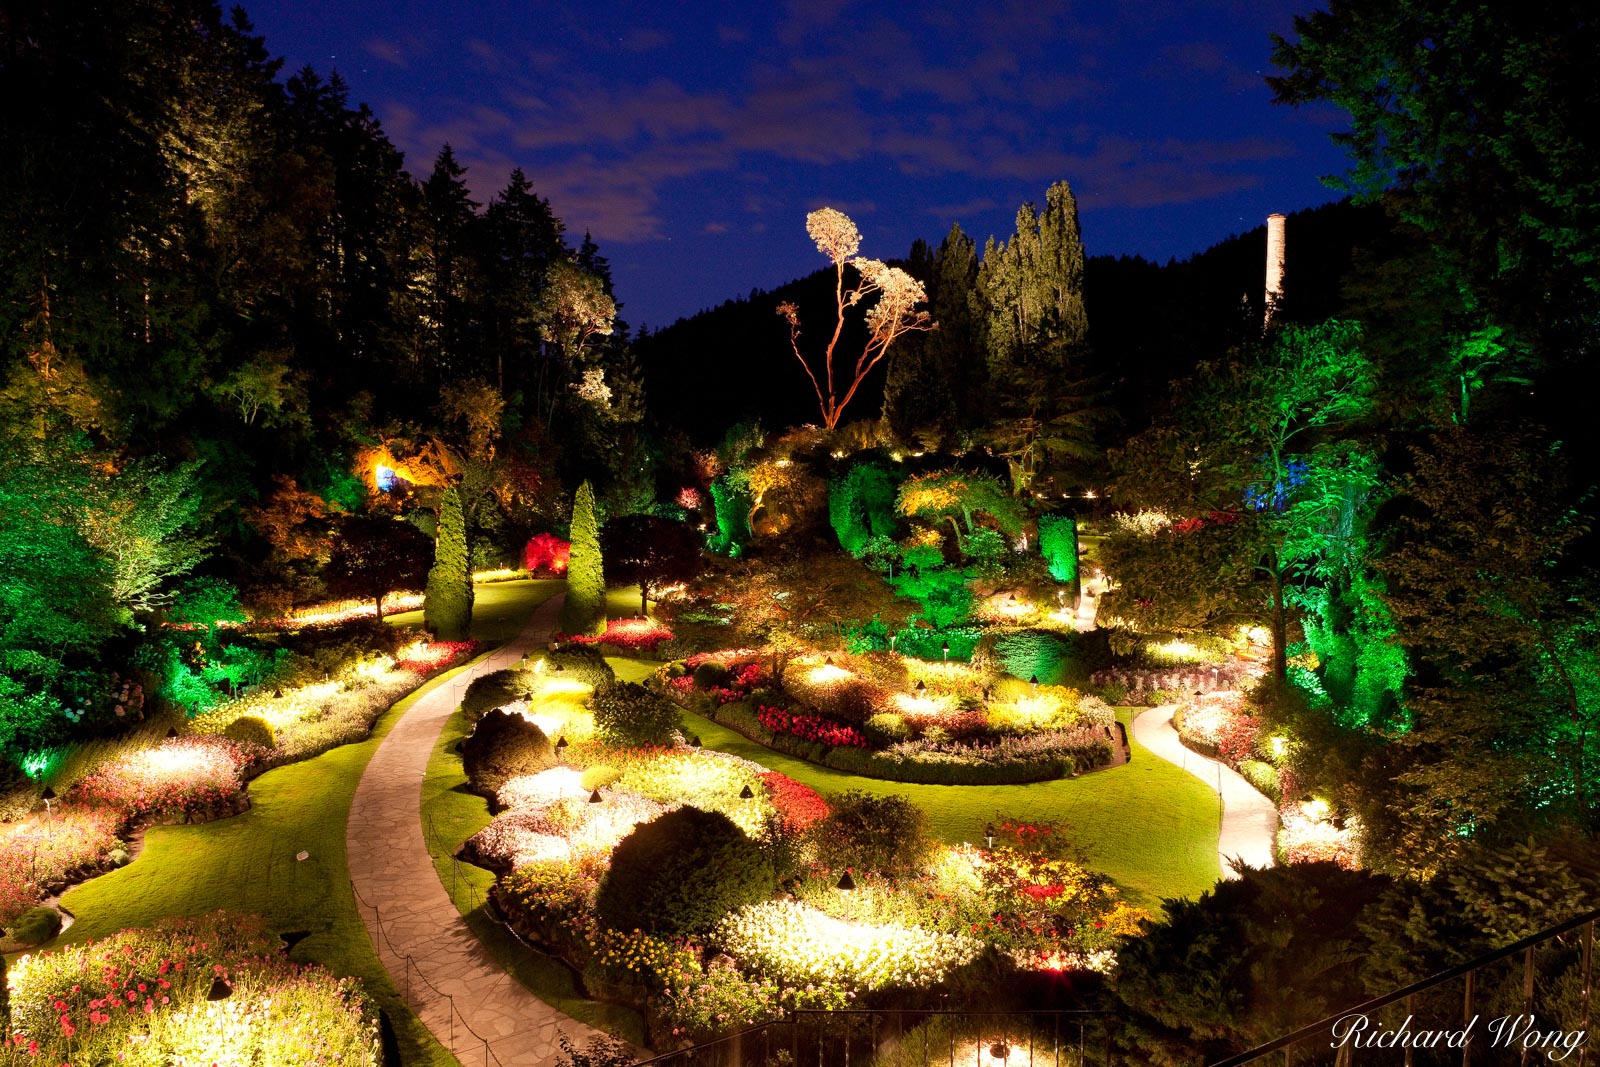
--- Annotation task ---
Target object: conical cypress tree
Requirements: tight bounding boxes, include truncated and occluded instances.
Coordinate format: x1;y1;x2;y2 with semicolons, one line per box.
424;485;473;639
561;481;606;635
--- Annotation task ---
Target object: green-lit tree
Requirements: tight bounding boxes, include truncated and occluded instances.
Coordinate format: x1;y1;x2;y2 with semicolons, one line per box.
424;485;473;640
1105;321;1379;687
1037;514;1080;598
560;481;605;635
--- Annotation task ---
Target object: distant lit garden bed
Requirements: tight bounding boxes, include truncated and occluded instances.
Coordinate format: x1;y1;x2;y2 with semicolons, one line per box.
662;647;1117;784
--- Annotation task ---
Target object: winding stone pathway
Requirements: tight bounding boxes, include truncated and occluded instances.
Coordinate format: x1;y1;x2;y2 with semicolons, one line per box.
348;593;606;1067
1131;705;1279;879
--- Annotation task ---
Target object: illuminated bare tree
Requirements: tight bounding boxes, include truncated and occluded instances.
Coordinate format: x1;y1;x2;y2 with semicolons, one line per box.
778;208;933;430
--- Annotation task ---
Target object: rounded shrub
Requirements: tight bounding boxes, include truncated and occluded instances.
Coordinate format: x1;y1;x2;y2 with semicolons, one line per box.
597;807;774;936
462;668;539;722
591;681;681;746
810;791;934;877
222;714;276;749
462;709;555;795
864;712;912;746
5;906;62;946
691;661;731;689
581;765;621;791
546;647;615;689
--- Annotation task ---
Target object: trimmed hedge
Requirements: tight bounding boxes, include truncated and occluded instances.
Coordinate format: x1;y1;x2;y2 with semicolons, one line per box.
811;792;934;877
546;646;615;689
596;807;773;936
461;668;540;722
462;709;556;795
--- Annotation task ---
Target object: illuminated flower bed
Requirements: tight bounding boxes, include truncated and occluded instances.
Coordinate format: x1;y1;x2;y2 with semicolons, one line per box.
5;911;379;1066
0;808;122;926
757;705;869;748
557;617;676;655
469;792;673;868
496;765;589;810
70;737;257;826
1176;692;1264;764
393;638;478;673
760;771;829;833
713;900;982;992
1279;801;1359;869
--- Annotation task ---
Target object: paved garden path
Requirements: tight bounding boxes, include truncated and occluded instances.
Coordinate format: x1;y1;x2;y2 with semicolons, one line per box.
1131;706;1278;879
349;593;607;1067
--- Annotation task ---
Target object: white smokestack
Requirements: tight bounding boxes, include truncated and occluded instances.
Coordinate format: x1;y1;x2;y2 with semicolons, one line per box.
1264;213;1286;325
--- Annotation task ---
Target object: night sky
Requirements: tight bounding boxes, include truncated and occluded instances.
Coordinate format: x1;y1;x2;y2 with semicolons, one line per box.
249;0;1349;331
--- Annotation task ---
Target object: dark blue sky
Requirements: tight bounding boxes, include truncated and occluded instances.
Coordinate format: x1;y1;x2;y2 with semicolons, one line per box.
249;0;1349;330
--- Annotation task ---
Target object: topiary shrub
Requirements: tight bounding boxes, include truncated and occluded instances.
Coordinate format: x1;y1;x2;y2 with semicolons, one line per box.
461;668;540;722
546;647;614;688
597;807;774;936
424;485;474;640
462;709;555;795
1038;514;1080;588
810;791;934;877
591;681;681;746
222;715;276;749
560;481;606;636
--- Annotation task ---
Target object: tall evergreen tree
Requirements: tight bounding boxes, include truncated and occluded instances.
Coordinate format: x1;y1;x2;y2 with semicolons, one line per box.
882;224;978;442
424;484;473;640
560;480;606;636
417;146;481;378
973;182;1099;493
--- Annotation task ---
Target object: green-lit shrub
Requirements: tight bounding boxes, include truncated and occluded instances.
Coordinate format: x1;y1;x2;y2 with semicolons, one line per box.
560;481;606;636
462;709;555;795
1038;515;1079;586
461;668;540;722
708;474;753;557
983;629;1110;687
547;647;614;688
424;485;474;640
222;715;275;749
591;682;681;746
597;807;774;935
810;791;933;877
829;464;900;556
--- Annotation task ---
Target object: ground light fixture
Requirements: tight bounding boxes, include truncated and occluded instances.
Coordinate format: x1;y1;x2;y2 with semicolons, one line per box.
588;788;603;804
207;977;232;1001
554;736;568;754
739;784;754;799
1030;675;1040;689
836;870;856;891
915;680;927;693
941;639;951;663
166;727;179;739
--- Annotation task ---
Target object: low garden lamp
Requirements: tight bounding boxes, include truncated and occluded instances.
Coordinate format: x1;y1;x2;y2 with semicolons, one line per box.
588;788;604;804
739;784;755;800
207;977;232;1001
41;785;56;816
1029;675;1040;690
915;680;926;694
941;639;950;664
836;869;856;891
554;736;568;755
166;726;179;739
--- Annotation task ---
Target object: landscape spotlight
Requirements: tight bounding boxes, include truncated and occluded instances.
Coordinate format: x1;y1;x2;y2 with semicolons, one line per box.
824;656;833;667
166;727;179;739
739;784;755;800
207;977;232;1001
554;736;568;754
915;680;926;693
836;870;856;891
1030;675;1040;689
588;788;603;804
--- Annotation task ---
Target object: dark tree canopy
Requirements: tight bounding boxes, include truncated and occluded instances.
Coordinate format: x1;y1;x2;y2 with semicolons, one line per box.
600;515;703;616
325;516;434;619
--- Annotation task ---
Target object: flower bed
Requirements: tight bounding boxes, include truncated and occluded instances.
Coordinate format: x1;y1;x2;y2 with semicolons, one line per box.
557;618;676;656
4;910;379;1065
69;737;257;826
0;808;123;927
757;705;869;748
1279;801;1360;869
713;899;982;992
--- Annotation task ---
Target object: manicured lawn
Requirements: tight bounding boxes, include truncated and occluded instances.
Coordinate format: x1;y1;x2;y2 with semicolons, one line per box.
45;579;565;1067
384;577;567;641
668;693;1222;911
